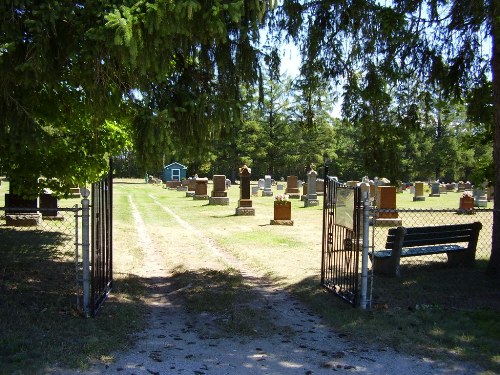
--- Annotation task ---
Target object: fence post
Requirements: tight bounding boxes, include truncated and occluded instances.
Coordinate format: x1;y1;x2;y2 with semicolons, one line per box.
360;191;371;309
81;187;91;317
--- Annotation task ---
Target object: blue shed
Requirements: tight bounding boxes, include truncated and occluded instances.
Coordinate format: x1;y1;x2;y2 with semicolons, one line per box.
163;162;187;182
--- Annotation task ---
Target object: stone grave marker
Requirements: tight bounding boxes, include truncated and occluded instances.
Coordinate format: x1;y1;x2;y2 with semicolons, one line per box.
186;177;197;197
39;191;62;220
193;178;209;200
236;165;255;215
429;182;440;197
258;178;265;190
473;188;488;207
209;175;229;205
413;181;425;201
305;169;319;207
316;178;325;196
5;192;41;226
285;175;301;199
374;186;402;226
263;175;273;196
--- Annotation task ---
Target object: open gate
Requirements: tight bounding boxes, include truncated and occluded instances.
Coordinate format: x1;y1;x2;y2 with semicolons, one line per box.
321;170;363;306
90;164;113;316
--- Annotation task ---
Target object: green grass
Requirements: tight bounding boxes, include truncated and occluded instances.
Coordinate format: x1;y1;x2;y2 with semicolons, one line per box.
0;178;498;374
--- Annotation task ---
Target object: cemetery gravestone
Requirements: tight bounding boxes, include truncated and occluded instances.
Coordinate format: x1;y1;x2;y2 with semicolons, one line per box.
473;188;488;208
186;177;197;197
193;178;209;200
305;169;319;207
316;179;325;196
285;176;301;199
209;175;229;205
429;182;440;197
39;192;62;220
301;183;308;201
263;175;274;196
258;179;265;190
236;165;255;216
374;186;402;226
5;193;41;226
413;181;425;201
251;186;259;196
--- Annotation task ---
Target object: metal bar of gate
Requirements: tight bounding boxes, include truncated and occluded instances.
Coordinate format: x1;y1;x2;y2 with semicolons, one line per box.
90;164;113;316
321;168;362;306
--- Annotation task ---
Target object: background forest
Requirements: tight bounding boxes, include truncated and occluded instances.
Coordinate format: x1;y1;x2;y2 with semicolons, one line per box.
114;66;491;185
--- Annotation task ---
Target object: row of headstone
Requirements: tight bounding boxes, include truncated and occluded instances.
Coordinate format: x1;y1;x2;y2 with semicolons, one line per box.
4;189;66;226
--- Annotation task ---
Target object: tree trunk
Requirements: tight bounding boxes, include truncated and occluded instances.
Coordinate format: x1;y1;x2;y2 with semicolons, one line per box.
487;2;500;276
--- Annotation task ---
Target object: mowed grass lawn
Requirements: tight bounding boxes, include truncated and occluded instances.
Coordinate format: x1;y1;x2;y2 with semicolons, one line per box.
0;178;498;374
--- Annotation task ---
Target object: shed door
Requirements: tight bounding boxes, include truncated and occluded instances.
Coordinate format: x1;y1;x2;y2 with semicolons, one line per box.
171;169;181;181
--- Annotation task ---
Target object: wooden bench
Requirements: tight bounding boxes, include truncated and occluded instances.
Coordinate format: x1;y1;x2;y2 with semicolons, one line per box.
371;222;482;277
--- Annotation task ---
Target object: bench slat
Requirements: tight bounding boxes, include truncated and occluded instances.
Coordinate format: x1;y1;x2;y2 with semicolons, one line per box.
374;244;465;258
386;226;476;249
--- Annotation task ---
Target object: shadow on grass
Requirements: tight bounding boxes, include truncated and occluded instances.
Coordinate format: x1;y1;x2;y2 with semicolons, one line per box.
289;263;500;373
0;227;147;374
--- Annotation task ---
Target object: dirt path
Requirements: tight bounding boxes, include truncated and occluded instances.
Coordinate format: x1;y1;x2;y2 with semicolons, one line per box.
57;194;482;375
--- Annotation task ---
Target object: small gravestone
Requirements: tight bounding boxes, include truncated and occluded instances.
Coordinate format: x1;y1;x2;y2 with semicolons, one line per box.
277;184;284;191
413;181;425;201
473;188;488;207
285;176;301;199
262;175;273;196
186;177;196;197
316;179;325;196
305;169;319;207
236;165;255;215
301;183;308;201
258;178;265;190
177;179;188;192
209;175;229;205
5;193;41;226
251;186;259;196
39;192;63;220
193;178;209;200
374;186;402;226
429;182;440;197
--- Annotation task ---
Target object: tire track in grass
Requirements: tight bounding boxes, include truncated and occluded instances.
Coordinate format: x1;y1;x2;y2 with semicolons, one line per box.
148;193;246;271
128;194;167;278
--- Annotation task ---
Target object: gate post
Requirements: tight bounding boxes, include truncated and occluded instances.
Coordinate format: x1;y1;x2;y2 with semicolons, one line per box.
81;187;91;317
360;191;371;309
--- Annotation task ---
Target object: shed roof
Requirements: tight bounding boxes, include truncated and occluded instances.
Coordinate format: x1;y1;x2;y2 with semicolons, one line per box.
164;162;187;169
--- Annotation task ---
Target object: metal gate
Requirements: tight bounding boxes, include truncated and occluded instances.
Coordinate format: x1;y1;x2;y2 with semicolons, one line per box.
321;170;363;306
90;165;113;316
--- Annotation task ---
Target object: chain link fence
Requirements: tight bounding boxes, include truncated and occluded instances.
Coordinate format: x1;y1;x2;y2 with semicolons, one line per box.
368;208;498;310
0;204;83;313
